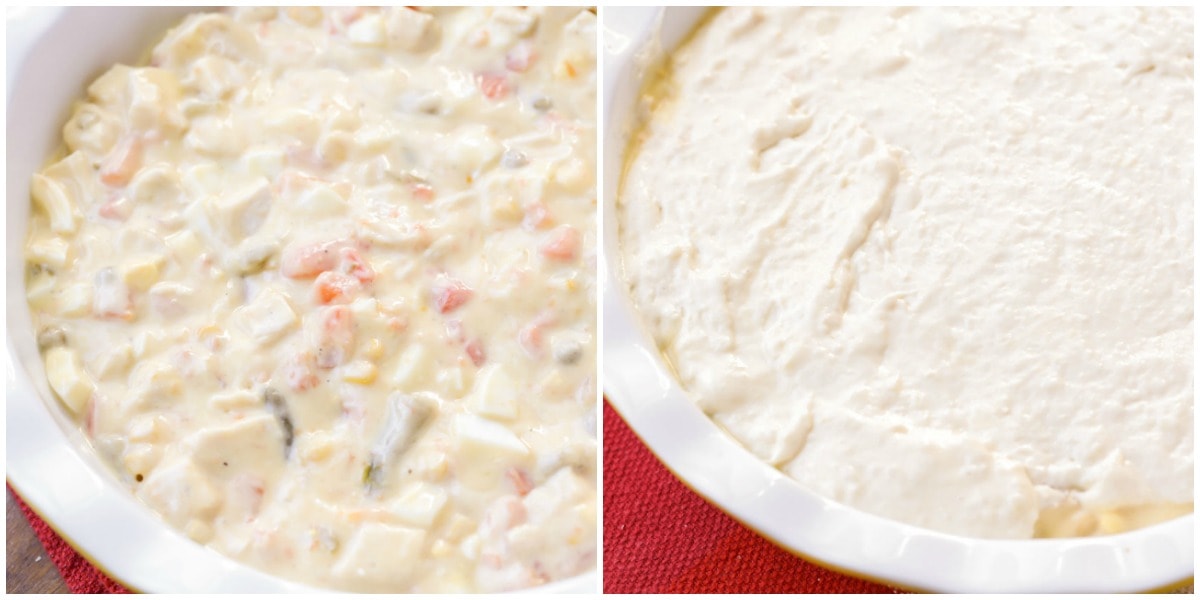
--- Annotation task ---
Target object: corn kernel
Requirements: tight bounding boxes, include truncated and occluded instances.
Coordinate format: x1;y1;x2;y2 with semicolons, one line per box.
342;360;378;385
364;338;384;360
121;258;161;290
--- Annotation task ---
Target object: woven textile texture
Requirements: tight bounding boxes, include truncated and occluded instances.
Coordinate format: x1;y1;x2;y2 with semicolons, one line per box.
602;400;903;594
8;485;128;593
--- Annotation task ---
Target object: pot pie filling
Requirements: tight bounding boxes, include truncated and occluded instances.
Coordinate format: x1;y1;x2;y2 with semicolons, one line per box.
619;7;1192;538
25;6;596;592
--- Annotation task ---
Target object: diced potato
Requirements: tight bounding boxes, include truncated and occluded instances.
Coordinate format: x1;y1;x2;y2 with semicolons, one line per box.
188;413;285;474
62;103;120;159
56;282;93;317
181;163;224;199
126;414;170;443
449;125;501;175
44;346;94;414
120;255;164;290
126;361;183;411
86;64;133;107
153;13;261;69
342;360;378;385
493;7;538;38
487;193;523;224
136;459;222;528
128;67;185;131
552;157;591;193
437;365;468;396
294;184;348;218
185;114;244;156
243;147;285;178
316;131;353;165
233;289;298;346
429;539;453;558
26;273;57;309
455;414;529;457
391;343;432;388
347;14;386;46
265;108;322;146
385;7;439;52
286;7;324;27
1097;510;1128;535
404;449;449;482
185;55;246;100
90;342;133;378
390;481;449;527
122;444;163;479
164;229;204;264
459;533;480;561
184;519;214;543
297;431;335;463
209;389;259;411
211;177;273;238
469;364;519;420
129;165;183;205
331;524;426;586
30;173;79;234
27;235;71;269
443;513;476;543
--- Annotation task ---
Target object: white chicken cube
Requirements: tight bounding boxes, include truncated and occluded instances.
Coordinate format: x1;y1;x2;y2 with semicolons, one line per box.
469;364;519;420
331;524;426;586
234;289;298;345
390;481;449;528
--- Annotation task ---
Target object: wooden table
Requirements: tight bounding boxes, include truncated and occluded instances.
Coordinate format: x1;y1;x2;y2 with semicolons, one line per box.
6;489;69;594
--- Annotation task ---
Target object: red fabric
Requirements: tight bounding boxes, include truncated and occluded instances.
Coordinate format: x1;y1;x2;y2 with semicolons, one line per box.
603;401;903;594
8;485;129;594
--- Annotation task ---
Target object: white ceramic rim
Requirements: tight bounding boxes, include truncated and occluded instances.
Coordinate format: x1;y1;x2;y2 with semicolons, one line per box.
5;6;597;594
599;6;1194;593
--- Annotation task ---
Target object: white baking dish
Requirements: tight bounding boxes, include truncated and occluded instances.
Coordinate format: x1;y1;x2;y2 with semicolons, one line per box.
599;6;1193;593
5;7;596;593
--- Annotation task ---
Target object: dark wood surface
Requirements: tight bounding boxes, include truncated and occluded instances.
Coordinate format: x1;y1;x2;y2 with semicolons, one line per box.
7;489;70;594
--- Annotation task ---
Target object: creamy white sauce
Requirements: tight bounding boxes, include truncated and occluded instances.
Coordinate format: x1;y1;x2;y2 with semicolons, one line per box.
619;7;1192;538
26;7;596;592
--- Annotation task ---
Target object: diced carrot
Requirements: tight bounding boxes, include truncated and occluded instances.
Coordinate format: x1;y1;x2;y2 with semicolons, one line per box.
465;339;486;367
522;202;553;230
518;311;555;356
315;306;355;369
412;183;434;202
506;42;537;72
98;196;131;221
285;353;320;391
339;247;375;283
540;225;580;261
100;136;142;187
507;467;533;496
314;271;360;304
478;73;509;100
433;278;473;314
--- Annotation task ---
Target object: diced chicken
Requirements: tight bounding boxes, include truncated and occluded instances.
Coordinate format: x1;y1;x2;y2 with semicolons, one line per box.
234;288;298;345
390;481;449;527
331;524;426;587
470;364;520;420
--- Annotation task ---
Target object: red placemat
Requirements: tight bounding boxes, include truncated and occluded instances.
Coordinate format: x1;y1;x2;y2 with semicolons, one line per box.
8;485;129;594
603;400;903;594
